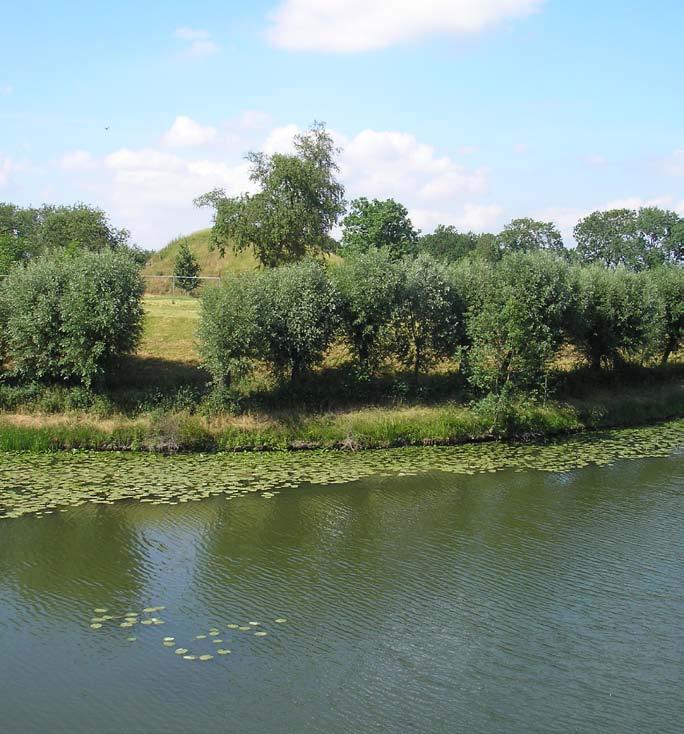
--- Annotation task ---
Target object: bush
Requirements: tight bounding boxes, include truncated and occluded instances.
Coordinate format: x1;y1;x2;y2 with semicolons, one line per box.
391;254;464;380
199;259;339;386
648;265;684;364
257;259;340;381
0;250;144;386
198;272;262;387
331;248;402;374
569;265;664;368
466;252;572;396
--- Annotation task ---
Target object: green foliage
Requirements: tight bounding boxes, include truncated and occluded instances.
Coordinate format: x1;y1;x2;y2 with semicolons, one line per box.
466;252;572;395
648;265;684;364
568;265;665;368
341;197;418;258
391;254;464;380
449;257;495;315
198;272;262;387
574;207;684;270
0;251;144;386
200;259;339;385
173;241;200;292
331;248;402;373
498;217;566;255
418;225;480;262
257;259;340;380
196;122;345;267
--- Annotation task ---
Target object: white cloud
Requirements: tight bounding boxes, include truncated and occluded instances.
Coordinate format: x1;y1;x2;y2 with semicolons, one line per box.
0;83;13;96
410;203;504;233
341;129;487;201
60;149;96;170
262;124;301;154
267;0;544;52
105;148;185;173
513;142;528;154
174;27;220;57
163;116;217;147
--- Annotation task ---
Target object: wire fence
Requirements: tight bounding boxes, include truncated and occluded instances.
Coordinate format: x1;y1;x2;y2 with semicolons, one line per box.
143;275;221;296
0;273;222;296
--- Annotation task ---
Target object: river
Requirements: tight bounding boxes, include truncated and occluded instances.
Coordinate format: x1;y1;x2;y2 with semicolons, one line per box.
0;426;682;733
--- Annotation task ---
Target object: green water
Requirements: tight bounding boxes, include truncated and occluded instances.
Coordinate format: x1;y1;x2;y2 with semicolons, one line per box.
0;426;683;733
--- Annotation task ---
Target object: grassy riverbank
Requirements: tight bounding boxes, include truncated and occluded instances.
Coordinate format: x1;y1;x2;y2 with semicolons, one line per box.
0;378;682;452
1;295;682;452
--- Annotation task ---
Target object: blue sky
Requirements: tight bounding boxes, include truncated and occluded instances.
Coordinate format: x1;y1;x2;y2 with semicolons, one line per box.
2;0;683;248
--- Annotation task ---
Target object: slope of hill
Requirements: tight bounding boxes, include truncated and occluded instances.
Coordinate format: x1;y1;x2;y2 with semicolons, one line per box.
143;229;259;278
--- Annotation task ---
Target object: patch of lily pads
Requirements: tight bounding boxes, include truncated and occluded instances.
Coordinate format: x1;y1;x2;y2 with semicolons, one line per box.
87;606;288;663
0;420;682;520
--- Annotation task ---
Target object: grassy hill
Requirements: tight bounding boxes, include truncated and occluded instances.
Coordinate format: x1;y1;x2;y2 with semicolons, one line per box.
144;229;259;278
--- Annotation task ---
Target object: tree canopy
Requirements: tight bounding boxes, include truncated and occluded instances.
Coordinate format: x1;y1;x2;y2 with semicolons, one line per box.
498;218;566;255
196;122;345;267
340;197;419;258
0;202;143;274
574;207;684;270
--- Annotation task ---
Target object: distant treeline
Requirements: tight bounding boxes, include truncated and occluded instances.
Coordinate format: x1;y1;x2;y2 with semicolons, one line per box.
0;202;151;274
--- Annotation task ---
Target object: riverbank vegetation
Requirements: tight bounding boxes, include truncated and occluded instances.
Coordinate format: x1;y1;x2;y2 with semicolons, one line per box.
0;123;682;451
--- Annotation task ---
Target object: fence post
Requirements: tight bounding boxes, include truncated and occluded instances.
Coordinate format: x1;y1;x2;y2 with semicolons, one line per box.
172;275;175;297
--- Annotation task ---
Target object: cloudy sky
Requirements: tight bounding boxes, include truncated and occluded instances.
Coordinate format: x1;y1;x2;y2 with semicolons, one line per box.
2;0;683;248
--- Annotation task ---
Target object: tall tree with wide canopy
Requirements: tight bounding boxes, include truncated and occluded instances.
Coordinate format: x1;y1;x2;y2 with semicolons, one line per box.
498;218;566;255
574;207;684;270
196;122;346;267
340;197;419;258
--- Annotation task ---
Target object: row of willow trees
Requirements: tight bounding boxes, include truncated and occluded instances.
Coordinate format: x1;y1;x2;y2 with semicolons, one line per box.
200;249;684;396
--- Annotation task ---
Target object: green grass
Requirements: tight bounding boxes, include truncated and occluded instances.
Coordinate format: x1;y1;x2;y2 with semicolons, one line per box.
139;295;200;362
0;376;682;452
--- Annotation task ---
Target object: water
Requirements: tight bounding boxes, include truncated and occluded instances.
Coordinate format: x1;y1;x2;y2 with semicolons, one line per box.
0;444;682;733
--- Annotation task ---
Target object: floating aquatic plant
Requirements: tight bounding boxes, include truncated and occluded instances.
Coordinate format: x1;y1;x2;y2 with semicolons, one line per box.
1;420;682;520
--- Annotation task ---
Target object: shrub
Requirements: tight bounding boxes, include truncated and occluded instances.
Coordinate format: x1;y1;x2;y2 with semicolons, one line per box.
466;252;572;396
391;254;464;381
257;259;340;381
59;251;144;384
568;265;664;368
647;265;684;364
0;250;144;386
331;248;402;373
198;272;262;387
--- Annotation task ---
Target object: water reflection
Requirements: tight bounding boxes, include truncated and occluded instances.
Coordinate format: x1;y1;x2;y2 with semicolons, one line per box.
0;453;682;734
